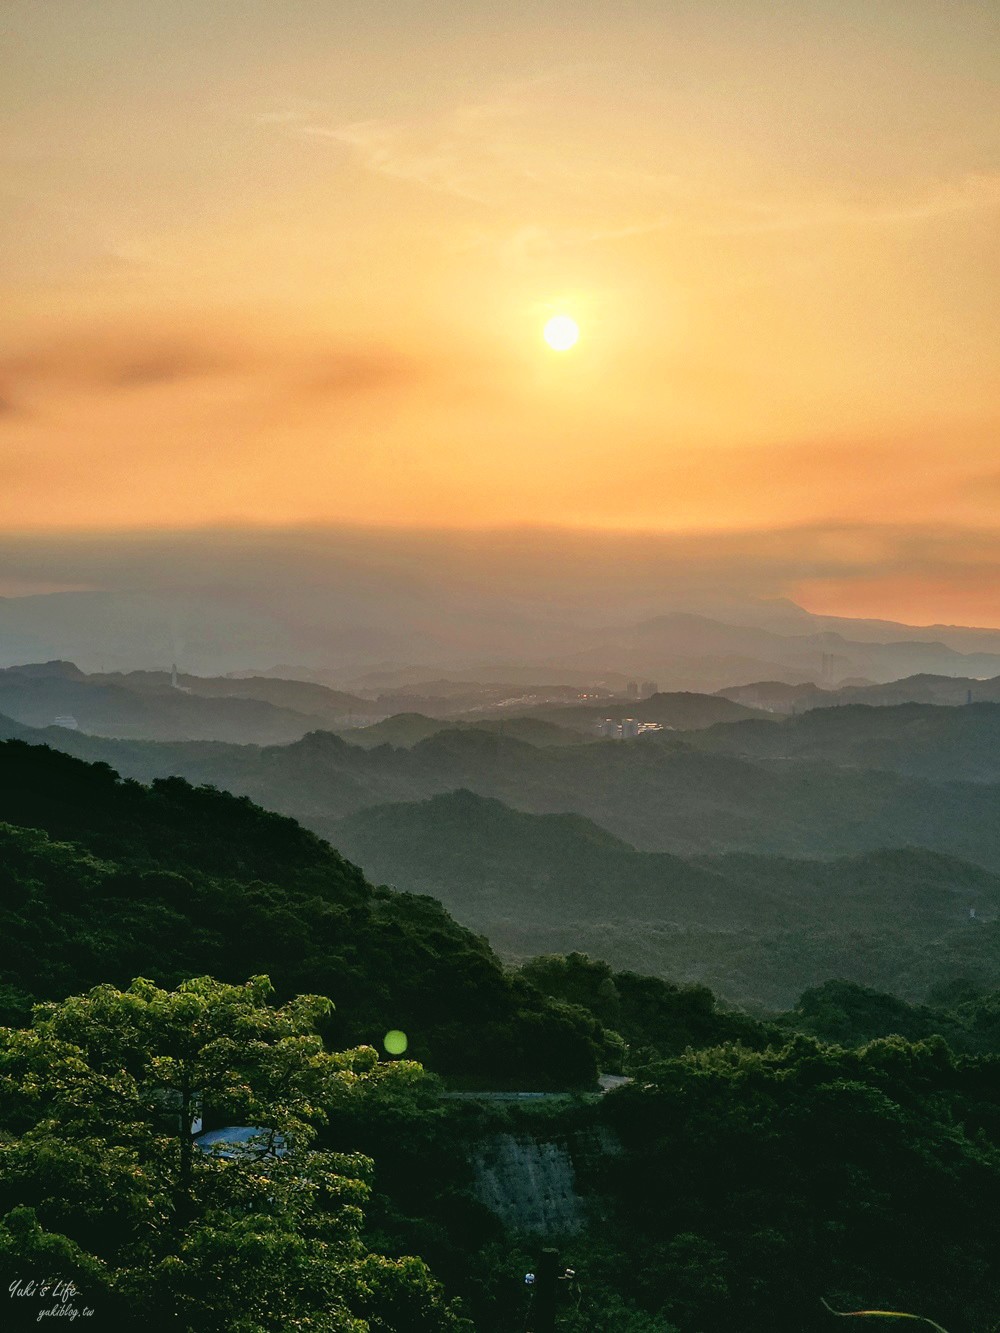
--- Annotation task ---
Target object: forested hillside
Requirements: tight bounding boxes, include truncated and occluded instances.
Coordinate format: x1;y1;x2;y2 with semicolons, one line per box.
688;699;1000;782
332;788;1000;1006
13;710;1000;867
0;741;600;1087
3;739;1000;1330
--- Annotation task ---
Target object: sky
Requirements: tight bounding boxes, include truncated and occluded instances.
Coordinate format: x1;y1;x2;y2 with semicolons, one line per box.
2;1;999;624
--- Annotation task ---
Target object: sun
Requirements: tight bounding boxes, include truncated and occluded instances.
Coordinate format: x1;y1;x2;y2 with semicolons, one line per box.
543;314;580;351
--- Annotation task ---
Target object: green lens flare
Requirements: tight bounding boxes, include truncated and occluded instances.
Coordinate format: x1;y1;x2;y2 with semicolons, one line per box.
383;1029;408;1056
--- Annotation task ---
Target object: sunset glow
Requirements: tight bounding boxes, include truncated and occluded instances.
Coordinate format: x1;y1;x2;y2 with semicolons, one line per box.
1;1;998;623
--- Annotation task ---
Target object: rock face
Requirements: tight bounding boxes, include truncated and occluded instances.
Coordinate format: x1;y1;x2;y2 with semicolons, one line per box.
472;1135;584;1235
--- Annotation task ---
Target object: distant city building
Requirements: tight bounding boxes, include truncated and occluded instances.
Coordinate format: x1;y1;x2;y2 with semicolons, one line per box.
626;680;639;699
641;680;658;698
52;715;79;730
596;718;664;740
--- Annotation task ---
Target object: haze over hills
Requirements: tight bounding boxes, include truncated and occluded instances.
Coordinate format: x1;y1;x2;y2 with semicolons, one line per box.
719;672;1000;712
9;700;1000;866
5;557;1000;1331
340;712;590;749
339;692;770;746
524;610;1000;692
334;788;1000;937
0;659;622;745
687;701;1000;784
7;696;1000;1011
9;1;1000;1323
6;537;1000;689
5;643;1000;751
6;642;1000;761
332;788;1000;1008
0;660;376;744
6;635;1000;1017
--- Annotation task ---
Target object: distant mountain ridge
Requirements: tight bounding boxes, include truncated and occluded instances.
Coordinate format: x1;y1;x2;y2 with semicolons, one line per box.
331;788;1000;1008
718;672;1000;712
9;702;1000;871
3;583;1000;686
687;700;1000;783
510;690;770;732
540;611;1000;691
341;712;589;749
0;660;376;744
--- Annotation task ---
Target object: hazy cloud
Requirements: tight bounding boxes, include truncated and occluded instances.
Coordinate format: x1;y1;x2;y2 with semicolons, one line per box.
3;520;999;616
2;331;232;392
302;350;419;398
0;326;421;404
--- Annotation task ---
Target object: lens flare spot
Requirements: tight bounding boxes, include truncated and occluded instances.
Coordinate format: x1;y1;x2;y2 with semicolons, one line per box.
383;1029;408;1056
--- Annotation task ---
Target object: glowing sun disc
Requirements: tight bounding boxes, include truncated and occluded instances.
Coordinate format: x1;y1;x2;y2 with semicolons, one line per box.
543;314;579;351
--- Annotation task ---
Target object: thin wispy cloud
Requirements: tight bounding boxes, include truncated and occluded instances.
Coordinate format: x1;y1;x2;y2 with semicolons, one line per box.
291;73;1000;253
294;67;672;214
576;171;1000;248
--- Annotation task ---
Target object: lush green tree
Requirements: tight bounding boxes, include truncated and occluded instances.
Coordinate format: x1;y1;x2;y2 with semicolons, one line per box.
788;980;951;1047
593;1036;1000;1332
0;975;470;1332
521;952;777;1069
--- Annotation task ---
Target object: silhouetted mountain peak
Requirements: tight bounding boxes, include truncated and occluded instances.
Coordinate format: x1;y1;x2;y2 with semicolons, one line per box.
3;659;86;680
411;727;536;760
286;728;352;753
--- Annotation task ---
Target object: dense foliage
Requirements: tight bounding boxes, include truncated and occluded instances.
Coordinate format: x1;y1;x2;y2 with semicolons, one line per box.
294;1030;1000;1332
784;977;1000;1056
520;952;779;1067
0;976;470;1332
578;1036;1000;1332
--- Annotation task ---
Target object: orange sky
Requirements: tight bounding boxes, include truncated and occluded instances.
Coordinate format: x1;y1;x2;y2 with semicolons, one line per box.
2;1;998;624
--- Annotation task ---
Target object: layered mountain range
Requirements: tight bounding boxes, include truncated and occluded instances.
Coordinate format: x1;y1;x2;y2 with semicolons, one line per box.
5;585;1000;688
5;678;999;1009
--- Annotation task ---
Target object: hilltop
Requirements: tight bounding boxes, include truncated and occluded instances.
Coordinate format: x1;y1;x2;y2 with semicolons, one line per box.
0;659;375;744
333;788;1000;1007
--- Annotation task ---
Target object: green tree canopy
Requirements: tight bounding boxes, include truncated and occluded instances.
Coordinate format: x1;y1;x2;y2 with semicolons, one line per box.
0;975;470;1333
